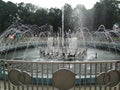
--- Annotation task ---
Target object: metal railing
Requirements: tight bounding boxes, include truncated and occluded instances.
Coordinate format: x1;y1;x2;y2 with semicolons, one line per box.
0;60;120;90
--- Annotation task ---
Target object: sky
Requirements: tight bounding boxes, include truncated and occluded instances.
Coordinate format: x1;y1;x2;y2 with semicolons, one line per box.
3;0;100;9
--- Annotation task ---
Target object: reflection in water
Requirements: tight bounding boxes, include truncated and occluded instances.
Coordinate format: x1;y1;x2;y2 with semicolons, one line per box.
84;48;120;61
0;47;119;61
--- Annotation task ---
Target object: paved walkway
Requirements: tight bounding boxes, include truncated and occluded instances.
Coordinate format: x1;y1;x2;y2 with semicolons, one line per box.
0;80;120;90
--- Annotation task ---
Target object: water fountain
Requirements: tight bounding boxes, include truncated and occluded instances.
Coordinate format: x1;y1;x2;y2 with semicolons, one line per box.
92;25;120;52
37;7;88;60
0;8;120;89
0;4;120;61
0;22;120;61
0;6;89;61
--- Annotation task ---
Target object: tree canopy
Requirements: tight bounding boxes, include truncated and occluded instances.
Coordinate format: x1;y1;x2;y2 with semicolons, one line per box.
0;0;120;33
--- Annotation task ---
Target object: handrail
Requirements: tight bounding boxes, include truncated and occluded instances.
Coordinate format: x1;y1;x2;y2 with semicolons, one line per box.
1;59;119;64
0;59;120;90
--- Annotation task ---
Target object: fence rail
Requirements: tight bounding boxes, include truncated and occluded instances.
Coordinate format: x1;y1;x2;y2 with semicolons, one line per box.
0;60;120;90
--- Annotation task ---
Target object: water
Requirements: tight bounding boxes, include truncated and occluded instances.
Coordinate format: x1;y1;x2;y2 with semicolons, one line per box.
0;22;120;61
84;48;120;61
0;47;119;61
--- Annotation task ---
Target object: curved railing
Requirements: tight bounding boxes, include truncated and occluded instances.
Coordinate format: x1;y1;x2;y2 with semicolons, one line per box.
0;60;120;90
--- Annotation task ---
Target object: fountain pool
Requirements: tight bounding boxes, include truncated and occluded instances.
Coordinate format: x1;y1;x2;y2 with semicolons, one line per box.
0;46;120;61
0;23;120;61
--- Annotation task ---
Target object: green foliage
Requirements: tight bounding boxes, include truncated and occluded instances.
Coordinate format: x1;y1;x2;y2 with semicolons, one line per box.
73;5;88;30
0;0;120;33
48;8;61;32
0;0;17;33
93;0;120;29
63;4;73;32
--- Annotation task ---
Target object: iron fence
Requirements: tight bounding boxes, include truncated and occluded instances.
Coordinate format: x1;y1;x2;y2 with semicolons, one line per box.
0;60;120;90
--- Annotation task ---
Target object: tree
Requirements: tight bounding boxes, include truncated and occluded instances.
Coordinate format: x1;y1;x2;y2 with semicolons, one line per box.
48;8;62;32
25;3;38;13
93;2;104;30
63;4;73;32
93;0;120;29
33;8;48;26
0;0;17;33
73;5;87;30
